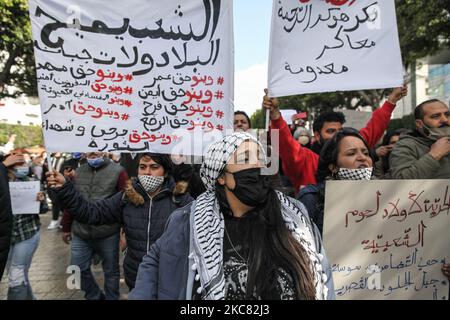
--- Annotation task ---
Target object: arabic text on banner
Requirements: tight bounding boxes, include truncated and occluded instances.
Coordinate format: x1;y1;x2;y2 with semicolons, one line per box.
268;0;403;97
29;0;233;155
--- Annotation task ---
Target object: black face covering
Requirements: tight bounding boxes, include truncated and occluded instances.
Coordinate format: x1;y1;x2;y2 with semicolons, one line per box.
227;167;270;207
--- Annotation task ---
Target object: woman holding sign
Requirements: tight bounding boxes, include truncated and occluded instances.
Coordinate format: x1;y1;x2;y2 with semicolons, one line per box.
4;151;48;300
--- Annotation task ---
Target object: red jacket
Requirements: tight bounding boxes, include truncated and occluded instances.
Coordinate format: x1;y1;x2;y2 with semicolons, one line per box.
271;101;396;192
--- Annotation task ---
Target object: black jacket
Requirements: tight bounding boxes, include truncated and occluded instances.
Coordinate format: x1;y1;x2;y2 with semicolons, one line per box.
54;178;193;289
0;163;13;281
297;182;325;235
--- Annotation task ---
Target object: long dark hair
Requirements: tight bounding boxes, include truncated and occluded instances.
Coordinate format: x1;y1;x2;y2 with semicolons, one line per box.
316;128;374;183
215;180;316;300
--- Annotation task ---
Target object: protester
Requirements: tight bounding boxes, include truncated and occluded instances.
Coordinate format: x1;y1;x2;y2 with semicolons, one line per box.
0;153;24;281
129;132;334;300
46;153;193;290
293;127;312;148
290;114;307;135
60;152;127;300
47;158;80;230
4;152;48;299
118;153;139;178
443;264;450;282
297;129;375;234
71;152;87;166
389;99;450;179
234;111;252;132
309;112;346;155
30;155;44;181
373;128;410;179
263;86;407;192
299;126;450;289
42;153;75;230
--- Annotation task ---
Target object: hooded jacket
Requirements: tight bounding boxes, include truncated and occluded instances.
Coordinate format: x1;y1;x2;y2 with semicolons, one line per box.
54;177;193;289
389;130;450;179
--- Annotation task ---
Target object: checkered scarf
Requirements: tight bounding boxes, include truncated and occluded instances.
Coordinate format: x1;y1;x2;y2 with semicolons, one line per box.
193;132;327;300
138;175;165;193
337;167;373;180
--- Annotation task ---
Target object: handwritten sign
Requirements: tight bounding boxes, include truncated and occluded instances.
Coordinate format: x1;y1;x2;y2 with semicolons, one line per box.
280;109;298;125
28;0;233;155
339;109;372;130
9;181;41;214
268;0;403;97
323;180;450;300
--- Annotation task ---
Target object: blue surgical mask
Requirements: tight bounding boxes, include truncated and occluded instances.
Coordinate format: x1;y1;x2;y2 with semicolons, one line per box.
87;157;105;168
14;166;29;178
72;152;83;160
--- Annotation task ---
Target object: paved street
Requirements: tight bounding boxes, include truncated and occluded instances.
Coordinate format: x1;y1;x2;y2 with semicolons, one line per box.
0;213;128;300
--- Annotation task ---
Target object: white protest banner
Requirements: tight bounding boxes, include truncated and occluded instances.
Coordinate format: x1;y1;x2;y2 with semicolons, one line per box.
323;180;450;300
280;109;297;125
9;181;41;214
29;0;233;155
339;109;372;130
268;0;403;97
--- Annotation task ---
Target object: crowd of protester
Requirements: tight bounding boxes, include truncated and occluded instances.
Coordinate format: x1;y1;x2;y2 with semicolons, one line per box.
1;87;449;300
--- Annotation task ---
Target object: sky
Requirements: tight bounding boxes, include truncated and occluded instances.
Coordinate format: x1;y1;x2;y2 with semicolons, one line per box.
233;0;272;118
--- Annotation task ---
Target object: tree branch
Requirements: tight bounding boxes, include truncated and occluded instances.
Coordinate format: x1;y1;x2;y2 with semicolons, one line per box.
0;45;19;88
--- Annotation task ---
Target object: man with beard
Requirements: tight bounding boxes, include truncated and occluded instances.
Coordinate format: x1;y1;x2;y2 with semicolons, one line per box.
309;112;346;155
390;99;450;179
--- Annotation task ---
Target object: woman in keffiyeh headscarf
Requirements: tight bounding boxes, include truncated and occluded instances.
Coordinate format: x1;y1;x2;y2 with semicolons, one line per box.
129;132;334;300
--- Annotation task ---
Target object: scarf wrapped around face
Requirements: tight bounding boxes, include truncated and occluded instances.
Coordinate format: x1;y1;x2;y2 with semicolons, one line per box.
193;132;328;300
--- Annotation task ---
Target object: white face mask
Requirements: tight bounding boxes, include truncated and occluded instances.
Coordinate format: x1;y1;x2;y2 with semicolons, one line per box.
138;175;164;193
298;136;310;146
337;167;373;180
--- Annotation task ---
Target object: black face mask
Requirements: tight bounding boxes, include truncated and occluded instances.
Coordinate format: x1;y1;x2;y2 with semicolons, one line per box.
227;168;270;207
